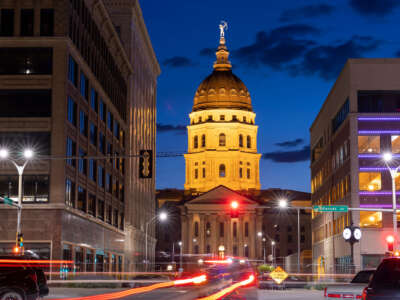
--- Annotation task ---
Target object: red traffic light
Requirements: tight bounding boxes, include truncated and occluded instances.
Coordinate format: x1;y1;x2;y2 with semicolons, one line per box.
387;235;395;252
231;201;239;209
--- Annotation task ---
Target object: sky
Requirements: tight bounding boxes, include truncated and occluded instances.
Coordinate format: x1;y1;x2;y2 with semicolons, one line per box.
140;0;400;192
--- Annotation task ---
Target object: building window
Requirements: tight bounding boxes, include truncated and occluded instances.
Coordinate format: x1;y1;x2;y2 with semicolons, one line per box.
201;134;206;147
66;137;76;167
0;9;14;36
220;115;225;121
359;172;381;191
239;134;243;147
79;110;88;137
67;97;77;126
194;169;198;179
243;116;247;122
40;9;54;36
88;194;96;216
89;122;97;146
358;136;380;153
245;222;249;237
360;211;382;228
194;136;198;148
287;226;292;232
107;205;112;224
98;165;104;188
233;222;237;238
232;115;237;121
107;111;113;131
0;48;53;75
78;148;86;175
99;100;105;121
98;199;104;221
239;168;243;178
202;168;206;178
392;136;400;153
247;135;251;148
68;56;78;86
194;222;199;237
219;222;224;237
77;186;86;212
219;164;226;177
194;245;199;254
80;72;88;100
244;246;249;257
113;209;119;227
301;235;305;243
105;173;111;193
99;133;105;154
90;88;98;112
206;222;211;236
65;178;75;207
288;235;292;243
206;245;211;253
247;168;250;179
275;234;280;242
219;133;226;146
233;245;238;256
89;159;96;182
114;120;119;139
20;9;34;36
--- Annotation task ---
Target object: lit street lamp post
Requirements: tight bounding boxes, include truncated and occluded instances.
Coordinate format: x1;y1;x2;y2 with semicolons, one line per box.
0;148;34;249
383;153;399;245
145;211;167;271
271;241;276;267
178;241;183;273
279;198;301;274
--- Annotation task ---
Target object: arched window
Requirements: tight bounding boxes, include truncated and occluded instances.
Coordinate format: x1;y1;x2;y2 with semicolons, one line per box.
194;221;199;237
219;133;226;146
219;164;226;177
201;134;206;147
194;136;198;148
239;134;243;147
247;135;251;148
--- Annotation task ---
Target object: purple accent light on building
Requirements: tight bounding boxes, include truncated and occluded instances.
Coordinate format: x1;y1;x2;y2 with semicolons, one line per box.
358;117;400;121
358;154;400;158
359;130;400;134
360;204;394;208
359;191;400;195
359;167;387;171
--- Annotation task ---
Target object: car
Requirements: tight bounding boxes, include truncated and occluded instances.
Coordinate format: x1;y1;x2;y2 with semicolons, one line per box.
324;269;374;299
0;262;39;300
362;257;400;299
0;254;48;298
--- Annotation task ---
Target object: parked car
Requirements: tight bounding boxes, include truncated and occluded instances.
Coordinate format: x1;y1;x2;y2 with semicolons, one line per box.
324;269;374;299
0;254;48;298
0;261;39;300
362;257;400;299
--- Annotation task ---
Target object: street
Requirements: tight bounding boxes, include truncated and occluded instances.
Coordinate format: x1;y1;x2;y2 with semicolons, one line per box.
47;287;323;299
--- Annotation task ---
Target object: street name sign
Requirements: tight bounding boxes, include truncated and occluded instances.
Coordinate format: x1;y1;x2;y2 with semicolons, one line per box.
269;266;288;284
1;196;13;206
313;205;348;212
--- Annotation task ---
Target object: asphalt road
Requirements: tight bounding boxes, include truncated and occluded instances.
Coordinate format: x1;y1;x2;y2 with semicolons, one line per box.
47;287;322;299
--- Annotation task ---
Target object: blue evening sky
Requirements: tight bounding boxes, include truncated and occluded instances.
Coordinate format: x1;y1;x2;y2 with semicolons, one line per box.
140;0;400;192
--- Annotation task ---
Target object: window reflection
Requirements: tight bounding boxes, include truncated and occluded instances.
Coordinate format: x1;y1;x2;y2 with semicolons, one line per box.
359;172;381;191
360;211;382;228
358;136;380;153
392;136;400;153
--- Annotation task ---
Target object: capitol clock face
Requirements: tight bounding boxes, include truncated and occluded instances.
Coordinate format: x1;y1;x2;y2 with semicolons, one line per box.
343;228;352;240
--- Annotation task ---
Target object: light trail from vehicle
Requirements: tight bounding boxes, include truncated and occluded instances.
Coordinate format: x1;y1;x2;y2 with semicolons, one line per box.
197;274;255;300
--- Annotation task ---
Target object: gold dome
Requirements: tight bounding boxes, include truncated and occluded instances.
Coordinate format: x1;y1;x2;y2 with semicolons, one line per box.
192;37;252;112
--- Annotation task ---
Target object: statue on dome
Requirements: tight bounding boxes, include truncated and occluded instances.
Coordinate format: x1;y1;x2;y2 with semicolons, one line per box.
219;21;228;38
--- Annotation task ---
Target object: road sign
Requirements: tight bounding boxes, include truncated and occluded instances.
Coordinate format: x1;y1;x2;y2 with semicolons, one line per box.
1;196;14;206
313;205;348;212
269;266;288;284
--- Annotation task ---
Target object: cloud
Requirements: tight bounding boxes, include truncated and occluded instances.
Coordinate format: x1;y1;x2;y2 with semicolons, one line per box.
162;56;196;68
349;0;400;17
262;146;310;163
275;138;304;148
199;47;215;58
157;123;186;134
234;24;319;69
289;36;380;80
280;4;335;22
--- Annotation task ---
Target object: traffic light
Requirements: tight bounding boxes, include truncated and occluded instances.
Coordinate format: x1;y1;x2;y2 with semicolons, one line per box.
230;201;239;218
386;235;395;252
17;233;23;248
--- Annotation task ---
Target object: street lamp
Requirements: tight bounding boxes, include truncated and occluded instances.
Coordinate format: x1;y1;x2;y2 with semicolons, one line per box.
383;152;398;245
271;241;276;267
0;147;34;249
178;241;183;273
145;211;168;271
278;198;301;274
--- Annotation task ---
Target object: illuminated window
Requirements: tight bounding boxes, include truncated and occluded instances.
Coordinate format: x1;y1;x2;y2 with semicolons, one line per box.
201;134;206;147
358;136;380;153
194;136;198;148
219;133;226;146
360;211;382;228
359;172;381;191
392;136;400;153
219;164;226;177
